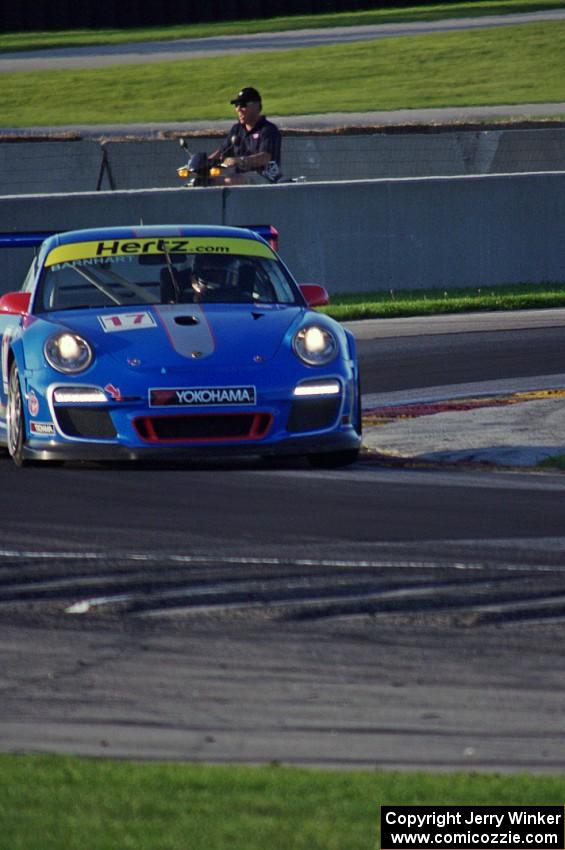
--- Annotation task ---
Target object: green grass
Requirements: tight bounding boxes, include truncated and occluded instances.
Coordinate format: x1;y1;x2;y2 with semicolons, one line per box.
1;754;565;850
1;0;563;53
2;20;565;126
538;454;565;469
322;282;565;321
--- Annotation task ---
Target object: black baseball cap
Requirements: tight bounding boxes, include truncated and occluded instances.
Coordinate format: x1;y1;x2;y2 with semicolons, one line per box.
230;87;262;105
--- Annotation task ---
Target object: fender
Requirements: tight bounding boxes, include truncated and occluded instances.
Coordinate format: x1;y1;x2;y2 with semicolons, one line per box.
1;327;14;393
1;336;25;404
344;327;358;366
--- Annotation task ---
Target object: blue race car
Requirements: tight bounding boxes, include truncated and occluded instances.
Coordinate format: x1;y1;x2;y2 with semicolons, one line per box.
0;225;361;467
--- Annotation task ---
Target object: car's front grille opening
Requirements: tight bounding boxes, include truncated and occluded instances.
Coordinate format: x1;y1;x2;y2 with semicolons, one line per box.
286;398;341;433
54;406;117;439
134;413;272;443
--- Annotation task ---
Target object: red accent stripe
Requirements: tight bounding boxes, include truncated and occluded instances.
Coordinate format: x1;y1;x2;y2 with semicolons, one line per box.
133;412;272;444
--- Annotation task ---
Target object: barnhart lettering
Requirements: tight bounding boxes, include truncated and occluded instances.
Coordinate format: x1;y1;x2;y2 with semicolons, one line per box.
51;255;134;272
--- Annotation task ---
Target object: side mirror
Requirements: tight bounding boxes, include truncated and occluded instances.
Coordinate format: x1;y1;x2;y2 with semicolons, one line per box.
0;292;31;315
299;284;330;308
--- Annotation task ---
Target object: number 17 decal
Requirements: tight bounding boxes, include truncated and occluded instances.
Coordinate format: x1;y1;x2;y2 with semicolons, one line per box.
98;311;157;332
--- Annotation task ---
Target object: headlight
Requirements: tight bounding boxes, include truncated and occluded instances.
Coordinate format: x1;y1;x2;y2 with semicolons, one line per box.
293;380;340;397
44;332;93;374
53;387;107;403
292;325;338;366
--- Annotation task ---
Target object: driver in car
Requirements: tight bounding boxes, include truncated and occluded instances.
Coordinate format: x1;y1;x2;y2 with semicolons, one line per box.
190;255;233;301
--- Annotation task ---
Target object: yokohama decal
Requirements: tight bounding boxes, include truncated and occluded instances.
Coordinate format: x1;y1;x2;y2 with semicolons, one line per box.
150;386;257;407
30;421;55;436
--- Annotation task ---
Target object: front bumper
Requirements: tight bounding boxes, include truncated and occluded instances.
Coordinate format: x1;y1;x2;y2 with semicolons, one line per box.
20;372;361;463
22;429;361;463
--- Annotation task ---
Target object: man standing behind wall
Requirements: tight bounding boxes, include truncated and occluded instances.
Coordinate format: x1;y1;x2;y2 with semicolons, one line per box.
211;86;282;184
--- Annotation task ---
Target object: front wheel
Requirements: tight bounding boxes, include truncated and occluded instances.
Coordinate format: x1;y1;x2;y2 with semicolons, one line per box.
307;449;360;469
7;362;28;466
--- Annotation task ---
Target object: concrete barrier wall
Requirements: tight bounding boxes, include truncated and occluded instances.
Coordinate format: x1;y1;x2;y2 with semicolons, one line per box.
1;129;564;195
223;174;565;292
0;140;104;195
1;172;564;295
0;187;224;290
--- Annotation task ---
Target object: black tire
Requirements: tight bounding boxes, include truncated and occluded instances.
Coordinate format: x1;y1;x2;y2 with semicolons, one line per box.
307;449;360;469
353;373;362;437
7;362;27;467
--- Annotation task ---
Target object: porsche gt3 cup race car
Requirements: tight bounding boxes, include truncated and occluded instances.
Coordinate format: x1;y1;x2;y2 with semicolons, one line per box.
0;224;361;467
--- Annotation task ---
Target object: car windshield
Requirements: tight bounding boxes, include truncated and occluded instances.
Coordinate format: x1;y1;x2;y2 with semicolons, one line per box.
36;248;300;312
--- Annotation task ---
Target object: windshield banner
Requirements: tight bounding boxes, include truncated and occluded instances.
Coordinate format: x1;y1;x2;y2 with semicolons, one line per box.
45;237;275;267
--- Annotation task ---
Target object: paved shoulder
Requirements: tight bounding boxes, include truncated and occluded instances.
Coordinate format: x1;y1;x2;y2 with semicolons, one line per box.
1;10;564;72
355;309;565;467
5;101;565;137
362;373;565;468
347;308;565;340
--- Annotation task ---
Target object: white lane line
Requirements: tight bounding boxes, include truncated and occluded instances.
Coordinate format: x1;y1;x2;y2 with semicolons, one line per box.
1;548;564;574
0;548;457;567
1;548;562;615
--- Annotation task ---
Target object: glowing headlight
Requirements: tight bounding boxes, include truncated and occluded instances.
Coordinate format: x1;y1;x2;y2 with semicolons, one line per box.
292;325;338;366
44;332;93;374
293;380;341;397
53;387;107;403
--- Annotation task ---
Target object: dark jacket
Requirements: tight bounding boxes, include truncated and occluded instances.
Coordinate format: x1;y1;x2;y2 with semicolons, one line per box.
220;116;282;181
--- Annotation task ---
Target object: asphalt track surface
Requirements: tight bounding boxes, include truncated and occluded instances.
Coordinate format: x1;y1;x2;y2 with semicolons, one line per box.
3;11;565;770
356;313;565;393
3;313;565;770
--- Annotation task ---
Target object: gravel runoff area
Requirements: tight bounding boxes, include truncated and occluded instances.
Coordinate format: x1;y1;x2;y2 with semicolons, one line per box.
362;374;565;468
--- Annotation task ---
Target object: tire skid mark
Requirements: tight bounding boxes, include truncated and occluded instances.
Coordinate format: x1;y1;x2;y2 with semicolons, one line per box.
0;549;564;626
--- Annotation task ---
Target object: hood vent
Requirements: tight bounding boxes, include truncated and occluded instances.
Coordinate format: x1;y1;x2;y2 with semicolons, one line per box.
174;315;200;326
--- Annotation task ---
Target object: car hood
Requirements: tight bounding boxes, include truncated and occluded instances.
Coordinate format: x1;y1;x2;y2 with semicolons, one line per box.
44;303;306;370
